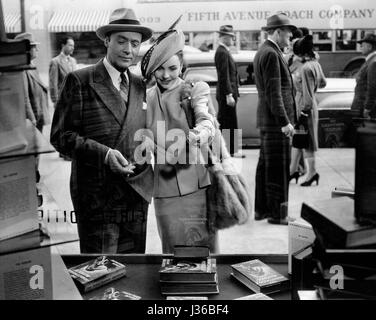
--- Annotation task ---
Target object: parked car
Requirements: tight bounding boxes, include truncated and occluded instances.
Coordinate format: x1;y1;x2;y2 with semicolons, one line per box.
343;56;365;76
183;50;356;147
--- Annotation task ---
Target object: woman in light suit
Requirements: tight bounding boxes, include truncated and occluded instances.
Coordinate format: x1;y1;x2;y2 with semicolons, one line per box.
141;29;224;254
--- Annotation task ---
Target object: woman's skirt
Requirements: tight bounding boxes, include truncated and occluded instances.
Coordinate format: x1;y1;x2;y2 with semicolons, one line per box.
154;188;219;254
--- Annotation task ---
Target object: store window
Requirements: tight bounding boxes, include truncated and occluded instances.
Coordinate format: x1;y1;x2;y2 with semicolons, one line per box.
239;31;260;50
336;29;357;51
312;30;333;52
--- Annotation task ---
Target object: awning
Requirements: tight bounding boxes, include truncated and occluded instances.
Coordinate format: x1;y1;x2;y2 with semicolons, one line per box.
48;11;111;33
4;13;21;33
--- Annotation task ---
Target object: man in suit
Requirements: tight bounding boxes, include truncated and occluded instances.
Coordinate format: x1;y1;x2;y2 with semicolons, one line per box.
49;36;77;106
254;13;297;225
214;25;244;158
350;33;376;119
15;32;50;134
50;8;154;254
15;32;50;205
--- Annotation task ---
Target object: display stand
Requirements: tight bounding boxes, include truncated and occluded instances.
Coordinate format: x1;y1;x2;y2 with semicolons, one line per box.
0;0;79;300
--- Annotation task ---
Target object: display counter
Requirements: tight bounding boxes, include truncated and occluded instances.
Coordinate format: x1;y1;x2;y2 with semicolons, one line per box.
60;254;290;300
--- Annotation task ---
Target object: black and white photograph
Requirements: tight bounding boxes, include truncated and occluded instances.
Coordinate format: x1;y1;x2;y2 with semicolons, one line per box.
1;0;376;307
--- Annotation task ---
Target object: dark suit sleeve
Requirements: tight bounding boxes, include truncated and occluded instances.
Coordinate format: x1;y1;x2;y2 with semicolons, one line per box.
216;49;233;96
264;51;290;127
50;72;109;168
365;61;376;114
49;59;59;103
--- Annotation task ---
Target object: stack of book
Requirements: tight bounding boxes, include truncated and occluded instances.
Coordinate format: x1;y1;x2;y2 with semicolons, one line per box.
159;246;219;296
68;256;127;293
292;197;376;300
0;39;31;70
231;259;289;295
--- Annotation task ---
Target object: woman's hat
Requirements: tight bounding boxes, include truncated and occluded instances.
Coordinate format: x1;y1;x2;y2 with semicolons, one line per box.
14;32;40;45
357;33;376;44
141;29;185;80
293;35;314;56
96;8;153;42
262;13;297;31
217;25;235;38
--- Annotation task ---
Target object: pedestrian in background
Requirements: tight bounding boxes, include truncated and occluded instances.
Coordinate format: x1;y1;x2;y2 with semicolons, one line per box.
289;35;327;187
49;36;77;106
253;13;297;225
350;33;376;119
214;25;244;158
16;32;50;134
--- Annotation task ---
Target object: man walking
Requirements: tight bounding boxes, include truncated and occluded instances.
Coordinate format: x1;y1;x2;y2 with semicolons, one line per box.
50;8;154;254
214;25;244;157
350;33;376;119
254;13;297;225
16;32;50;134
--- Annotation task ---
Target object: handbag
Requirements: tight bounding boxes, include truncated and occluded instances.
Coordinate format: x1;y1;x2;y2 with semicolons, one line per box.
180;82;252;232
292;115;310;149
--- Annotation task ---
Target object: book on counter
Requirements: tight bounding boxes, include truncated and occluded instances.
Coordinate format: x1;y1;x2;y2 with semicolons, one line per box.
89;287;141;300
160;282;219;295
166;296;208;300
159;246;219;296
234;293;274;300
312;260;376;298
68;256;126;293
231;259;289;294
159;258;217;283
301;197;376;248
315;286;373;300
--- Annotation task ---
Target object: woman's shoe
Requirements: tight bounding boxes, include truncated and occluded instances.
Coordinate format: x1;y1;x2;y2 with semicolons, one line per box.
301;173;320;187
289;172;300;184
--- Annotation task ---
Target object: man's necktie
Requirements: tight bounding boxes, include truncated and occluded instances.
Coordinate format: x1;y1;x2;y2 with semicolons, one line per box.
119;73;129;107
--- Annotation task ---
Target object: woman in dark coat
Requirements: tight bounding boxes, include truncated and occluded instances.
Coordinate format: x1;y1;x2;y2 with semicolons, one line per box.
289;35;327;186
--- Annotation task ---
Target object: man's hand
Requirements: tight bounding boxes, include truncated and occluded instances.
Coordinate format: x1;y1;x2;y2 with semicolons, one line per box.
106;149;135;176
226;94;236;107
281;123;295;138
363;109;371;119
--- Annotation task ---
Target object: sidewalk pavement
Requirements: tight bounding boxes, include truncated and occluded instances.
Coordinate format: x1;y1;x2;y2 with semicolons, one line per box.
39;128;355;255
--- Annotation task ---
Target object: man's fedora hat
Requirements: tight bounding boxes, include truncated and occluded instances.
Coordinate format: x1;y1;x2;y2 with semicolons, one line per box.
262;13;297;32
217;25;236;38
96;8;153;42
15;32;40;45
357;33;376;44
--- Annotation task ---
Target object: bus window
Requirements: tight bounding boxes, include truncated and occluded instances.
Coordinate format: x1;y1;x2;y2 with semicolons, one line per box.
312;30;333;52
336;30;357;51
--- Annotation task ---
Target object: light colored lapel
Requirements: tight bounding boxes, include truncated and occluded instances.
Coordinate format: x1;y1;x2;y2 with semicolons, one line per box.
89;59;124;126
28;69;47;92
58;53;73;75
